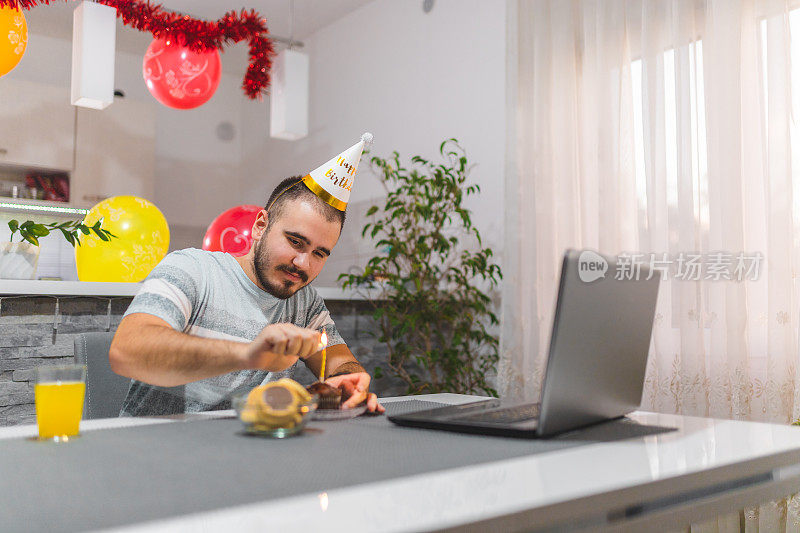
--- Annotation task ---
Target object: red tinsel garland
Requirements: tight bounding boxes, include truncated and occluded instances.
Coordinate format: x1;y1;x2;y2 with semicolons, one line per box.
0;0;274;99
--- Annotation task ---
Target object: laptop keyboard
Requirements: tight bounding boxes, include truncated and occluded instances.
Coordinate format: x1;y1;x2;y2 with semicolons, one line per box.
453;403;541;424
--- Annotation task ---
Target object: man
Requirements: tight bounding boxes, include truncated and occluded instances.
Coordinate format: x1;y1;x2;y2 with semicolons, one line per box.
110;175;384;416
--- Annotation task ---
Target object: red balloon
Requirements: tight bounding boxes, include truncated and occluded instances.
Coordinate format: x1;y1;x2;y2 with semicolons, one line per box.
203;205;262;257
142;37;221;109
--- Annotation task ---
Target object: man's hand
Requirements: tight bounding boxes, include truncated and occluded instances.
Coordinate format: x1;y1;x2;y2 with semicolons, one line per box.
243;323;322;372
325;372;385;413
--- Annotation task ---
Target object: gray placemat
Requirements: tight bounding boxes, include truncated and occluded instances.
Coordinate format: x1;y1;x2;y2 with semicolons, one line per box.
0;399;672;532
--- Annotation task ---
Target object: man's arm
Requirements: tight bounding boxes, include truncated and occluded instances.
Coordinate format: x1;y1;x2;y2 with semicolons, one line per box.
304;344;384;413
110;313;322;387
303;343;364;379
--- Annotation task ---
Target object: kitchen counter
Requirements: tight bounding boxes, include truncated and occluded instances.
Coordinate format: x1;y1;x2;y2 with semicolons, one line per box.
2;397;800;531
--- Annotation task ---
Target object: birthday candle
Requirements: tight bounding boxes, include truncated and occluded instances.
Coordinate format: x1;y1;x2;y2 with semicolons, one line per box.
319;331;328;382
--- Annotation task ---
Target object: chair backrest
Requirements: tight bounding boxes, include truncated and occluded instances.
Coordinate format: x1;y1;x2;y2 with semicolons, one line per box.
74;332;131;419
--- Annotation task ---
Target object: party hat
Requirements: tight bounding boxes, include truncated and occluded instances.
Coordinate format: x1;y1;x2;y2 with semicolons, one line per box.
302;132;373;211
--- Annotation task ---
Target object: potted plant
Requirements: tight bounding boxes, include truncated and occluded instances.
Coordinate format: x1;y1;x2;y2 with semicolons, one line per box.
339;139;503;396
1;219;116;279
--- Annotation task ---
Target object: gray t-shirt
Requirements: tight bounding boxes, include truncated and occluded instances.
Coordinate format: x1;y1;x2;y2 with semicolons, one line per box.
119;248;344;416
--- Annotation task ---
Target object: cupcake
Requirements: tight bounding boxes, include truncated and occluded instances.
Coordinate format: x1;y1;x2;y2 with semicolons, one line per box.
306;382;342;410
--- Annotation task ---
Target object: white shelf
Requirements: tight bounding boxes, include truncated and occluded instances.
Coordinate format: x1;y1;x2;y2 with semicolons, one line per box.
315;286;370;301
0;197;88;217
0;280;141;297
0;280;372;300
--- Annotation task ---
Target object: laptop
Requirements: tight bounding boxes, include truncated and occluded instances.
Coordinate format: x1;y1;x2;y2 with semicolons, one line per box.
388;249;660;438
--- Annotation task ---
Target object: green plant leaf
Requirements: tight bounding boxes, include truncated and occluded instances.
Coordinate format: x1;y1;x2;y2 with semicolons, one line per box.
93;228;110;241
6;218;116;248
57;228;75;247
29;224;50;237
339;138;502;397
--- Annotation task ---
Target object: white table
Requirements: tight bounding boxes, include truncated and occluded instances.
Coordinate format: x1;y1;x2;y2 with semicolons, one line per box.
3;394;800;532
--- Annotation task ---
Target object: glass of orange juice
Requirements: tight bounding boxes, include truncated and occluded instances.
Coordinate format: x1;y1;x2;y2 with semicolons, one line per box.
35;364;86;442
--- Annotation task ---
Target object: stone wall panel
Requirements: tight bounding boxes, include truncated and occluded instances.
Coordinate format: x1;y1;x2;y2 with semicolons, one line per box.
0;295;390;426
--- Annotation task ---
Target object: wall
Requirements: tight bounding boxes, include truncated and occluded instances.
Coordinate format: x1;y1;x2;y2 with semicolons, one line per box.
0;297;394;426
239;0;508;286
3;32;247;255
4;0;508;283
0;296;132;425
4;1;508;281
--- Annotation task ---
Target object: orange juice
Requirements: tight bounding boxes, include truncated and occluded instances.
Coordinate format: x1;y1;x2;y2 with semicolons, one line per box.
34;381;85;439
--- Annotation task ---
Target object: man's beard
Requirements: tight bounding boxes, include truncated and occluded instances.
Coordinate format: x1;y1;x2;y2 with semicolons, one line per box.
252;237;309;299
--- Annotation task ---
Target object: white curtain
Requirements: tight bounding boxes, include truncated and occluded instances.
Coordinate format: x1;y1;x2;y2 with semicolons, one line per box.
503;0;800;529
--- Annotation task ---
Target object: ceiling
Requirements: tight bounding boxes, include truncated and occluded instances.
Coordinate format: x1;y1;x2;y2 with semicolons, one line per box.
25;0;374;58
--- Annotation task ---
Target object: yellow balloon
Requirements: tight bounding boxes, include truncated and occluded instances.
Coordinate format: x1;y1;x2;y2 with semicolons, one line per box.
0;4;27;78
76;196;170;282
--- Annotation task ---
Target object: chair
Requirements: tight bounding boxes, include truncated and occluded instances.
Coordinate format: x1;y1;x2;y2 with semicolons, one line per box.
73;332;131;419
